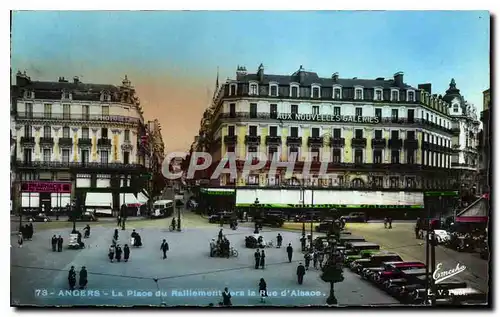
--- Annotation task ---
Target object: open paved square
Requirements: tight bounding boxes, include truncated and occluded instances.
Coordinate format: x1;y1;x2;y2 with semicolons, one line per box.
11;217;398;307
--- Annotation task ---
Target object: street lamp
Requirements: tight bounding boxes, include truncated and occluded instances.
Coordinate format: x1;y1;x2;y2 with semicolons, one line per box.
71;201;77;234
254;198;260;233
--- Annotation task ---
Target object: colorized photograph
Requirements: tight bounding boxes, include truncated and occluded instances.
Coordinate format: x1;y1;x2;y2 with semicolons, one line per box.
10;10;491;307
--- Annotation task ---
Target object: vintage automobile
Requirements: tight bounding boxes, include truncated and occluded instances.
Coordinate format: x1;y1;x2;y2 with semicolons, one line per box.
208;211;234;224
295;212;322;223
315;219;343;232
350;252;403;274
343;242;380;264
339;235;366;246
255;212;285;228
26;213;51;222
345;248;381;265
385;270;430;298
71;210;98;222
370;261;426;284
434;229;451;244
151;200;174;218
340;212;367;223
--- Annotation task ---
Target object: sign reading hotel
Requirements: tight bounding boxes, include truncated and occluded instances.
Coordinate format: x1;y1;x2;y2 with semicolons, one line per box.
276;113;381;124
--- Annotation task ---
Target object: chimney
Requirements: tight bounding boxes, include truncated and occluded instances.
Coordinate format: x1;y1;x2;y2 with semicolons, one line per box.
298;65;305;84
58;77;68;83
16;70;31;87
394;72;404;87
332;72;339;81
73;76;79;84
236;65;247;80
257;63;264;82
418;83;432;94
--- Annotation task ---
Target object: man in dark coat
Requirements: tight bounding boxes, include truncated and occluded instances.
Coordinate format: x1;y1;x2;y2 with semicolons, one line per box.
260;250;266;269
276;233;283;248
222;287;232;306
28;222;34;240
51;235;57;252
388;217;393;229
79;266;88;290
84;225;90;238
218;229;223;242
160;239;169;259
117;215;121;227
115;245;122;262
300;236;306;251
286;243;293;263
296;262;306;285
254;249;261;269
68;266;77;290
304;252;311;270
57;235;63;252
313;251;319;269
124;244;130;262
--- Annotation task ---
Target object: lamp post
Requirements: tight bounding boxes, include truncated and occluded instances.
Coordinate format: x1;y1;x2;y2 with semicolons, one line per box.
254;198;260;233
177;192;182;232
71;201;77;234
301;184;306;251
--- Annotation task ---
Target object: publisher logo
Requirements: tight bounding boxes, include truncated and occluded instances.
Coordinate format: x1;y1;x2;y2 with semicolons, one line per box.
432;263;467;284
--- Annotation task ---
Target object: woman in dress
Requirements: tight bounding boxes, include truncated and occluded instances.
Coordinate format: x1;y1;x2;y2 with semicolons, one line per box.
259;278;267;303
108;245;115;262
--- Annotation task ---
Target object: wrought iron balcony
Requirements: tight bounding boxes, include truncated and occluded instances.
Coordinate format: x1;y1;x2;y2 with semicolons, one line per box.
245;135;261;145
98;138;112;147
20;136;35;145
351;138;367;148
16;111;141;124
330;137;345;148
265;136;282;145
16;160;147;171
286;136;302;146
58;137;73;147
404;139;418;149
308;136;324;147
78;138;92;147
223;135;238;144
371;138;387;149
388;138;403;149
39;137;54;145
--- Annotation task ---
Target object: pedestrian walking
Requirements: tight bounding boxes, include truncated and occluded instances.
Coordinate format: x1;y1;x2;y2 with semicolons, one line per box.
117;215;121;227
17;232;23;248
115;245;122;262
286;243;293;263
124;244;130;262
300;236;306;251
388;217;393;229
260;250;266;269
296;262;306;285
218;229;223;242
313;250;318;269
57;235;63;252
384;217;388;229
108;245;115;262
28;222;34;240
68;266;77;290
51;235;57;252
304;252;311;270
79;266;88;290
113;229;119;241
222;287;232;306
318;252;325;269
160;239;169;259
254;249;261;269
259;278;267;303
276;233;283;248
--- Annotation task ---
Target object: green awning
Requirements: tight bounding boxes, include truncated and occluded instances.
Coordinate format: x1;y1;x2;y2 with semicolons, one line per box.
236;203;423;209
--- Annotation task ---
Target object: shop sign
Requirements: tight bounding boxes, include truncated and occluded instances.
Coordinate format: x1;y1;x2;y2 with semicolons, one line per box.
21;182;72;193
276;113;380;124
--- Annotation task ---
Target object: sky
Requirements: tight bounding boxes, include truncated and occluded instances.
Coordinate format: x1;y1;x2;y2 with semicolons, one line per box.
11;11;490;153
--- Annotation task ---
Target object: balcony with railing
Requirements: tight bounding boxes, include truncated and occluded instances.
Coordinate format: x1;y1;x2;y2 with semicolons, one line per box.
245;135;261;145
78;138;92;147
20;136;35;145
371;138;387;149
17;111;142;124
330;137;345;148
58;137;73;147
286;136;302;146
223;135;237;144
16;160;147;171
265;136;282;145
404;138;418;149
97;138;112;147
351;138;367;148
308;136;324;147
39;137;54;146
388;138;403;149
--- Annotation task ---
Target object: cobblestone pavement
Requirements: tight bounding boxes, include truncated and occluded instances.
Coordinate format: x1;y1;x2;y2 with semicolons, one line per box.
11;223;398;307
344;222;489;294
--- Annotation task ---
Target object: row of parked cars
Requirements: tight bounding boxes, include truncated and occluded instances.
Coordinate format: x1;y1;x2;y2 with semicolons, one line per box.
333;235;486;305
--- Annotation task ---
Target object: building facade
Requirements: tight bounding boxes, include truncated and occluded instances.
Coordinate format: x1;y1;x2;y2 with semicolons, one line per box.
191;65;464;217
479;89;491;193
145;119;166;198
12;71;149;215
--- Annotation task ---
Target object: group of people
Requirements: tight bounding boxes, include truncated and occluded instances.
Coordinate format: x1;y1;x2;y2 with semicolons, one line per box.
253;249;266;269
68;266;87;290
219;278;268;306
51;235;64;252
108;243;130;262
210;229;231;258
131;230;143;247
384;217;393;229
20;222;34;240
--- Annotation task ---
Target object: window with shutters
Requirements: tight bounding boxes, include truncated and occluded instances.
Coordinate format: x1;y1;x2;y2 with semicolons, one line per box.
373;150;383;163
250;103;257;118
62;149;70;163
355;107;363;117
43;149;51;162
291;104;298;115
63;126;70;138
333;128;341;139
333;88;341;99
290;127;298;137
333;106;341;116
100;150;109;164
43;126;51;138
332;148;341;163
82;127;89;139
312;106;319;115
354;149;363;164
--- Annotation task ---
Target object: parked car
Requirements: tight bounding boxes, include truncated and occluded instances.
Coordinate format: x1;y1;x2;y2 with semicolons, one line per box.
75;211;97;222
340;212;366;223
434;229;451;244
315;220;343;232
347;248;383;266
208;212;234;224
339;235;366;246
350;252;403;274
255;212;285;228
371;261;426;284
26;213;51;222
295;213;322;223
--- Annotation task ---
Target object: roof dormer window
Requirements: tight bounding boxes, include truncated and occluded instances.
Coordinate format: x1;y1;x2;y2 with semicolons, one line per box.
332;85;342;100
229;84;237;96
453;103;459;112
311;85;321;99
62;91;71;100
391;89;399;102
374;88;383;101
354;87;363;100
249;83;258;96
24;90;34;99
269;83;278;97
101;91;111;102
407;90;415;102
290;83;300;98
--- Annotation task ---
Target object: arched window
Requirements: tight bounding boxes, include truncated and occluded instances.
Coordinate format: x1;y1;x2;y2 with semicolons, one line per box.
352;178;364;188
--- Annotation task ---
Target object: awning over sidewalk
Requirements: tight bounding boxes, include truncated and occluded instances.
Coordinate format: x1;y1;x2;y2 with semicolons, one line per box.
455;216;488;223
120;193;142;207
137;192;149;204
456;195;489;218
85;192;113;208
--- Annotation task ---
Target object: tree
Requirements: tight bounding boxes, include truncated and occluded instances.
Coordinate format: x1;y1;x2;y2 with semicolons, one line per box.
320;210;344;305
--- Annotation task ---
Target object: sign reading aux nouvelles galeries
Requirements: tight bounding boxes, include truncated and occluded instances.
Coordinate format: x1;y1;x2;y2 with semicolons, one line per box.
276;113;381;124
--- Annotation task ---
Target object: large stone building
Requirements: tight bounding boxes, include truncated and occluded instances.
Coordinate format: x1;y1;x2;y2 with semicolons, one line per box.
191;65;469;218
479;89;491;193
145;119;166;198
11;71;151;215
